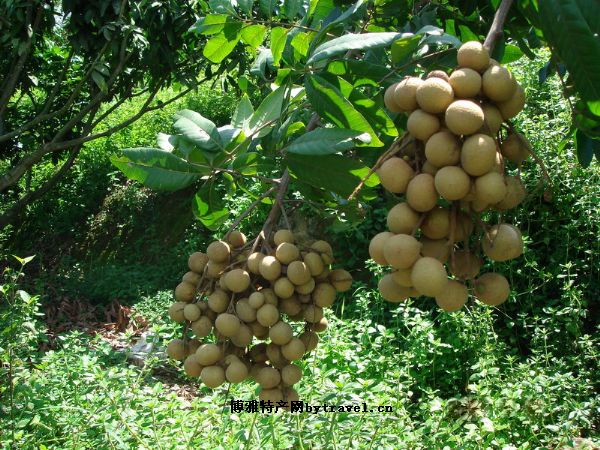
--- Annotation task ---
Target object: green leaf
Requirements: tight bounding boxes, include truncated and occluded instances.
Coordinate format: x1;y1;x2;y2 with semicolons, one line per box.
174;110;223;151
309;0;336;24
12;255;35;266
91;71;108;94
237;0;254;15
537;0;600;104
259;0;277;18
283;0;301;18
192;180;230;230
241;24;267;48
305;74;383;146
111;148;208;191
575;129;599;167
587;100;600;117
286;153;377;198
203;24;242;63
327;59;401;87
271;27;289;65
157;133;178;152
190;15;229;35
232;95;254;129
291;32;314;59
287;128;371;155
500;44;524;64
390;34;421;64
248;86;285;136
308;32;401;64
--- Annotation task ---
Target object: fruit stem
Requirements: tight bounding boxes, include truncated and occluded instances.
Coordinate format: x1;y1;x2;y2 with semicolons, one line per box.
483;0;514;53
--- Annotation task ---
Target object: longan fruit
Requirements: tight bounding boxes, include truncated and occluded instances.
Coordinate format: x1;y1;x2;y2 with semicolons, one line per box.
182;271;202;286
421;206;450;239
175;282;196;303
390;76;423;112
434;166;471;201
482;65;517;102
501;133;530;164
259;387;284;403
329;269;352;292
274;277;295;299
416;78;454;113
196;343;222;366
384;82;404;112
167;339;187;361
392;267;413;287
283;387;300;405
474;172;507;205
304;252;325;277
369;231;393;265
274;229;295;245
424;130;461;167
449;68;482;98
314;266;330;282
378;273;415;303
474;273;510;306
495;176;526;210
457;41;490;72
257;367;281;389
256;304;280;327
420;237;450;263
387;202;420;234
183;303;202;322
249;321;269;339
261;288;278;306
311;240;334;264
410;257;448;297
313;282;337;307
295;278;315;295
498;83;525;119
276;242;300;264
461;134;497;176
249;343;268;362
426;70;450;82
168;302;187;323
303;305;324;323
183;355;204;377
207;240;230;263
383;234;422;269
206;260;227;279
445;100;484;136
269;321;293;345
311;316;328;333
281;338;306;361
299;330;319;351
422;160;439;176
191;316;213;338
449;250;482;280
287;261;312;286
406;173;438;212
376;157;415;193
188;252;209;273
481;103;503;135
201;365;225;388
266;343;288;368
281;364;302;386
280;296;302;316
454;211;474;242
248;291;265;309
407;109;441;141
231;324;253;347
227;230;247;248
215;313;240;337
260;256;282;281
435;280;468;312
226;360;248;383
247;252;265;275
482;223;523;262
224;268;251;293
208;289;229;313
235;298;257;323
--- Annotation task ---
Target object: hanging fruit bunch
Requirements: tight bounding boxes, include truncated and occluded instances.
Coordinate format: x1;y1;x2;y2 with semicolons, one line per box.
375;41;530;312
166;227;352;407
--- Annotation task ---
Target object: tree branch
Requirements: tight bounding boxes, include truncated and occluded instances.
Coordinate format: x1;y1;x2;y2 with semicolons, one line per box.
483;0;513;53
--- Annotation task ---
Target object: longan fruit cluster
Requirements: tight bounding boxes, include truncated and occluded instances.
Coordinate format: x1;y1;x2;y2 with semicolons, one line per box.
166;229;352;407
376;41;530;311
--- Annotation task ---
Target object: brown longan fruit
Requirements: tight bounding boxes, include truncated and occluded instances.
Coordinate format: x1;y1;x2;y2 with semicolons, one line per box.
231;324;253;347
207;260;228;279
183;355;204;377
183;303;202;322
426;70;450;82
435;280;468;312
311;316;328;333
248;291;265;309
311;240;334;264
461;134;497;176
406;173;438;212
410;257;448;297
420;237;450;263
167;339;187;361
215;313;240;337
392;267;413;287
274;229;295;245
481;104;504;135
175;282;196;303
434;166;471;201
495;176;526;210
259;387;284;404
422;161;439;176
280;296;302;316
224;268;251;293
257;304;280;327
425;130;461;167
168;302;187;323
281;338;306;361
303;305;324;323
247;252;265;274
407;109;441;141
201;365;225;388
299;330;319;351
482;224;523;262
207;240;230;263
383;234;422;269
187;339;202;355
281;364;302;386
498;83;525;119
387;202;420;234
449;68;482;98
260;256;282;281
295;278;315;295
208;289;229;313
257;367;281;389
482;65;516;102
274;277;295;299
235;298;257;322
226;360;248;383
416;78;454;113
269;321;293;345
445;100;484;136
195;343;221;366
266;344;288;368
449;250;482;280
188;252;209;274
287;261;312;286
474;172;507;205
501;133;530;164
261;288;279;306
313;282;337;307
376;157;415;194
303;252;325;277
457;41;490;72
384;82;404;113
191;316;213;338
329;269;352;292
249;321;269;339
227;230;247;248
474;273;510;306
314;266;330;282
421;206;450;239
369;231;393;265
182;271;202;286
454;211;474;242
249;344;268;362
378;273;415;303
390;76;423;112
276;242;300;264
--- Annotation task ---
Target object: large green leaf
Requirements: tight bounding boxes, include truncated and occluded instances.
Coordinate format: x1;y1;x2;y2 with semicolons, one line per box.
203;23;242;63
287;128;371;155
327;59;400;88
240;24;267;48
192;178;231;230
232;95;254;129
305;74;383;146
575;129;600;168
174;110;223;151
537;0;600;103
390;34;421;64
111;148;208;191
286;153;378;198
308;32;401;64
270;27;289;65
248;86;285;137
190;15;229;35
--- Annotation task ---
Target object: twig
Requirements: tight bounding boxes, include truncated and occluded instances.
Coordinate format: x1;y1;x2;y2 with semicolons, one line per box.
226;186;277;234
483;0;514;53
